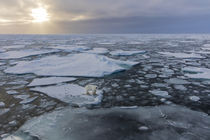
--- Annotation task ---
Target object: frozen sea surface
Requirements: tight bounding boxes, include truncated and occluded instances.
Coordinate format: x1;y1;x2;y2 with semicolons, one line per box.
1;34;210;138
3;105;210;140
5;53;138;77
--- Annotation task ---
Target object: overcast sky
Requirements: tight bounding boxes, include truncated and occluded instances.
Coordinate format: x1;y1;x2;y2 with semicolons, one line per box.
0;0;210;34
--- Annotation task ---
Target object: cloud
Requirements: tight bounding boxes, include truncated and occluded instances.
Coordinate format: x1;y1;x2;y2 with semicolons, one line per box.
0;0;210;33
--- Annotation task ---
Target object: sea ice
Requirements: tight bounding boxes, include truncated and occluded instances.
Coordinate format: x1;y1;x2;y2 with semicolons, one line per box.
189;96;200;102
0;62;4;66
0;49;57;59
4;105;210;140
5;53;138;77
0;102;5;107
28;77;76;87
7;90;18;95
31;84;102;106
2;45;25;49
19;97;38;104
166;78;189;85
0;108;10;115
182;66;210;79
202;44;210;51
50;45;89;52
159;52;204;59
110;50;146;56
149;90;170;98
85;48;108;54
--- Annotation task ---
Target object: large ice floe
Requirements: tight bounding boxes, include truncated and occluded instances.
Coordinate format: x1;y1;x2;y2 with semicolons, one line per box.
4;105;210;140
28;77;76;87
202;44;210;51
0;49;56;59
31;84;102;106
110;50;146;56
5;53;138;77
159;52;204;59
182;66;210;79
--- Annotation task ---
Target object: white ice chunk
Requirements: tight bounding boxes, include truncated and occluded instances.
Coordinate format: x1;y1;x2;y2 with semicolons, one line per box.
31;84;102;106
0;108;10;115
85;48;108;54
28;77;76;87
0;62;4;66
159;52;204;59
183;67;210;79
7;90;18;95
189;96;200;102
110;50;146;56
0;102;5;107
5;53;138;77
149;90;170;98
202;44;210;51
6;105;210;140
0;49;57;59
20;96;38;104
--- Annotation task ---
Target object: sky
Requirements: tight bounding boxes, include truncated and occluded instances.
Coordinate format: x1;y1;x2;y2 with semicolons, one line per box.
0;0;210;34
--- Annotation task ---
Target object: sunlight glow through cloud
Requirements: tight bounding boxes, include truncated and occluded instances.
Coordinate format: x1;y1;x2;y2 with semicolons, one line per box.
31;7;50;23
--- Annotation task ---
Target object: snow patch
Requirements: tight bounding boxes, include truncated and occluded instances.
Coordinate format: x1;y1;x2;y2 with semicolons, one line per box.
85;48;108;54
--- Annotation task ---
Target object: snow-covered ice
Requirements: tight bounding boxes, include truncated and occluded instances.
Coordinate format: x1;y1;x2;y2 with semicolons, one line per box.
4;105;210;140
183;66;210;79
85;48;108;54
159;52;205;59
2;45;25;49
202;44;210;51
110;50;146;56
0;49;57;59
0;108;10;115
5;53;138;77
31;84;102;106
28;77;76;87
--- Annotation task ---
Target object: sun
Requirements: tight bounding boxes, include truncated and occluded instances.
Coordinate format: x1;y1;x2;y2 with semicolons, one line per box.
31;7;50;23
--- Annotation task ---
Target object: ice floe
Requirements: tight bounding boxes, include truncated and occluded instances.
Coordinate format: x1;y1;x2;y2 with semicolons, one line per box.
159;52;204;59
7;90;18;95
28;77;76;87
110;50;146;56
0;108;10;115
189;96;200;102
84;48;108;54
2;45;25;49
20;97;38;104
0;49;57;59
5;53;138;77
31;84;102;106
4;105;210;140
0;102;5;107
50;45;89;52
182;66;210;79
149;90;170;98
202;44;210;51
